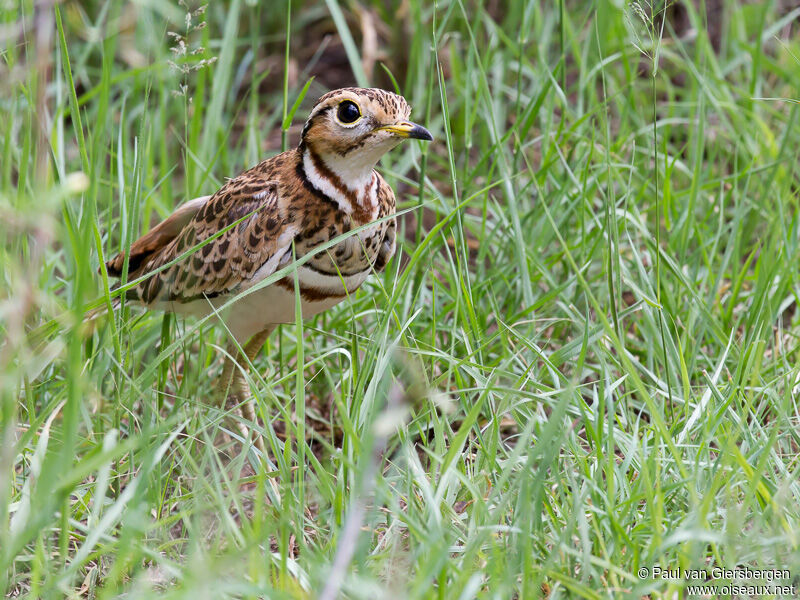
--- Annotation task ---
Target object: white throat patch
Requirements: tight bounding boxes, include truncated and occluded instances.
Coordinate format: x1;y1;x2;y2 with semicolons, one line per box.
302;149;379;218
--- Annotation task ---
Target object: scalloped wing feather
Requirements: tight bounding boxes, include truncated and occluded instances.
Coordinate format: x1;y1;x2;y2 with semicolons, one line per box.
109;174;298;306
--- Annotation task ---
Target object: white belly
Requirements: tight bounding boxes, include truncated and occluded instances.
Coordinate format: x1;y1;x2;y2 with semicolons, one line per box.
167;267;370;342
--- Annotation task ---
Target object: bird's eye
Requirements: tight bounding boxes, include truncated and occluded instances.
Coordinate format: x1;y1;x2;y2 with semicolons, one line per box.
336;100;361;124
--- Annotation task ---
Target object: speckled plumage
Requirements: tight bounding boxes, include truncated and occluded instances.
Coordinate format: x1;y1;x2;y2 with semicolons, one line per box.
104;87;431;447
106;147;395;338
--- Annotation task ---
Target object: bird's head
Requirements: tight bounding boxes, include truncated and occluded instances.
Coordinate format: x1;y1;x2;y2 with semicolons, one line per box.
299;88;432;189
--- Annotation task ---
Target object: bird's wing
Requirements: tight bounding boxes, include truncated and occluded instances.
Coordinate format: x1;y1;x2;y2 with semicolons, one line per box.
111;173;298;305
106;195;211;277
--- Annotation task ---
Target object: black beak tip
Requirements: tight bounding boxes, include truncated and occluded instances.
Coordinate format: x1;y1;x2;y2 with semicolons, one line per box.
410;124;434;142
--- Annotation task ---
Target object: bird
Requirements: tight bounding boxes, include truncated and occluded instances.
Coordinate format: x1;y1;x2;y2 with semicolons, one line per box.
103;87;433;449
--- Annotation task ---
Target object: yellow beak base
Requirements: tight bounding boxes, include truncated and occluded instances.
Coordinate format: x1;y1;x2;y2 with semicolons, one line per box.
379;121;433;141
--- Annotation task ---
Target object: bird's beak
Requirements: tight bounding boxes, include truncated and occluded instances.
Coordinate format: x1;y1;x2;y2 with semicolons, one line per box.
379;121;433;141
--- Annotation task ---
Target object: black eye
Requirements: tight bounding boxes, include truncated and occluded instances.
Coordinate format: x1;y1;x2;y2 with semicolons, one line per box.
337;100;361;124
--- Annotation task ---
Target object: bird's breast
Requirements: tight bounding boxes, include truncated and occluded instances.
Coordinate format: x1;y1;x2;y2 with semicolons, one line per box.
298;218;387;281
294;264;372;294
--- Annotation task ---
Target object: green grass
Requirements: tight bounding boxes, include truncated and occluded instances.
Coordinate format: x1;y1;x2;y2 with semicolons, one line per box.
3;0;800;597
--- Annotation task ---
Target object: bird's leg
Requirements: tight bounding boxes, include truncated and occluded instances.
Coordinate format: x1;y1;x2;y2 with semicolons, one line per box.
214;340;239;405
214;326;275;452
231;326;274;421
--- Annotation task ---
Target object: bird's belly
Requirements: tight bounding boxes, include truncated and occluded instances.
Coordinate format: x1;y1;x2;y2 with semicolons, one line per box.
171;266;371;342
221;284;344;340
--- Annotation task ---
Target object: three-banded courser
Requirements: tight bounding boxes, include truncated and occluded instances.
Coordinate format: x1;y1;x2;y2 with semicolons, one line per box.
105;87;432;448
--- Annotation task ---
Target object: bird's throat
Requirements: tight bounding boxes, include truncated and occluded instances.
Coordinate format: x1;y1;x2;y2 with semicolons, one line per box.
301;147;378;221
